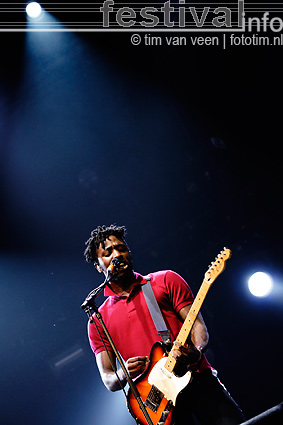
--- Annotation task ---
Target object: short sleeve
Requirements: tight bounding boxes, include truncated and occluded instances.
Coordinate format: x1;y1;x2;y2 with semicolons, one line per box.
88;314;112;356
164;270;194;313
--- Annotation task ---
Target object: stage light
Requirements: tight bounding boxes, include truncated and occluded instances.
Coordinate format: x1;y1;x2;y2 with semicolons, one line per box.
26;2;42;18
248;272;273;297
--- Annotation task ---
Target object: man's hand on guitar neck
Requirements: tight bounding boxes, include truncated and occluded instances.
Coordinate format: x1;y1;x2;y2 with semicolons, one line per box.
172;341;202;367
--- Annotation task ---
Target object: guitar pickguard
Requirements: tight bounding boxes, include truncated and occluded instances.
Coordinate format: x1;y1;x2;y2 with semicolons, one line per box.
148;357;192;406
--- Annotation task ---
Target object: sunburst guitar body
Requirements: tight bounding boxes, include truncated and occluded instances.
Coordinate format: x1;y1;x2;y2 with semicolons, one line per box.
128;342;191;425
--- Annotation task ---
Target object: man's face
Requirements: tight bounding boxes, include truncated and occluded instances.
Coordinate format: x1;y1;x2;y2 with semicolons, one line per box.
96;235;133;280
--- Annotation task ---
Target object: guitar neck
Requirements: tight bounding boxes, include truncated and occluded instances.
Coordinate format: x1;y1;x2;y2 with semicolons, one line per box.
164;247;231;373
164;277;211;372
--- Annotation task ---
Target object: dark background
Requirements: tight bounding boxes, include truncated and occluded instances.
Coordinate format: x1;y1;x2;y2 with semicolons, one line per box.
1;4;282;425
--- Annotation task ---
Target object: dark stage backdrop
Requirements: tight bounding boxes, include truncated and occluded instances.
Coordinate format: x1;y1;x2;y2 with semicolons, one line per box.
0;14;282;425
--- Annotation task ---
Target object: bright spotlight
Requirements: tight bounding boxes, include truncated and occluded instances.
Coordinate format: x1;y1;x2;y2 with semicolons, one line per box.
248;272;273;297
26;2;42;18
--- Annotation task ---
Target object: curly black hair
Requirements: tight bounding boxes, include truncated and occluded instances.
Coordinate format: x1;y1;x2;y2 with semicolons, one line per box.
84;224;127;264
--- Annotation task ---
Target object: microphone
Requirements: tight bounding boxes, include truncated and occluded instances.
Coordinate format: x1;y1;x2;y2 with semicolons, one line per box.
107;258;121;275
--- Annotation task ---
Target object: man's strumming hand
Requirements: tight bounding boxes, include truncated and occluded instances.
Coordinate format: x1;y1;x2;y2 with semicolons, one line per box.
125;356;149;379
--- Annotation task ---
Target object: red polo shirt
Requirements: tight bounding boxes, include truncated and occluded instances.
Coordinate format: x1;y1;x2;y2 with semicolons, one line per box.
88;270;211;372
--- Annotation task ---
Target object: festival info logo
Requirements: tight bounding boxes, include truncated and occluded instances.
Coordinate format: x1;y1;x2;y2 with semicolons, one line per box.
99;0;245;30
2;1;283;33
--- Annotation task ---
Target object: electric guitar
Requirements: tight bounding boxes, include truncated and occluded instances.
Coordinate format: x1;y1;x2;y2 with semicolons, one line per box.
127;248;232;425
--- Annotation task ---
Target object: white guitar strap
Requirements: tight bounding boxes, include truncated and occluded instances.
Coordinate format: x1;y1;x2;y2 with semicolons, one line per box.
142;275;172;345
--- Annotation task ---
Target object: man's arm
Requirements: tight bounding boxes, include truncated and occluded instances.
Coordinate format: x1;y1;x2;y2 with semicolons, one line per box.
96;350;149;392
179;304;209;350
172;304;209;363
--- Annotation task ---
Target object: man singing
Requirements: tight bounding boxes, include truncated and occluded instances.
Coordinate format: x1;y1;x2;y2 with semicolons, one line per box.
84;224;245;425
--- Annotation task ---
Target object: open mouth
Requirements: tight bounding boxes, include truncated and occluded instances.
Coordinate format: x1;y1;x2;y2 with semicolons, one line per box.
117;261;128;270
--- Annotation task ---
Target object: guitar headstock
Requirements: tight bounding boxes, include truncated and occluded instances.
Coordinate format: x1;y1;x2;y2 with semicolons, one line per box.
204;248;232;284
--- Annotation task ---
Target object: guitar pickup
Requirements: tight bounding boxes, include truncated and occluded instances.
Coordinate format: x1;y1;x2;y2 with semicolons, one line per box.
145;385;164;412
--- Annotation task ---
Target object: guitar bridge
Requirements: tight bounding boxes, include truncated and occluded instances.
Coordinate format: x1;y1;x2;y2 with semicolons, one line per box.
145;385;164;412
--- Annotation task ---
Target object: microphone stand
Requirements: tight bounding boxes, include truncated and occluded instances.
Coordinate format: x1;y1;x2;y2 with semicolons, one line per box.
81;274;154;425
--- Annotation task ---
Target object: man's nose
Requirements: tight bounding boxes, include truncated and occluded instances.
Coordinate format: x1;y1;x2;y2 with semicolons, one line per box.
112;249;122;258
